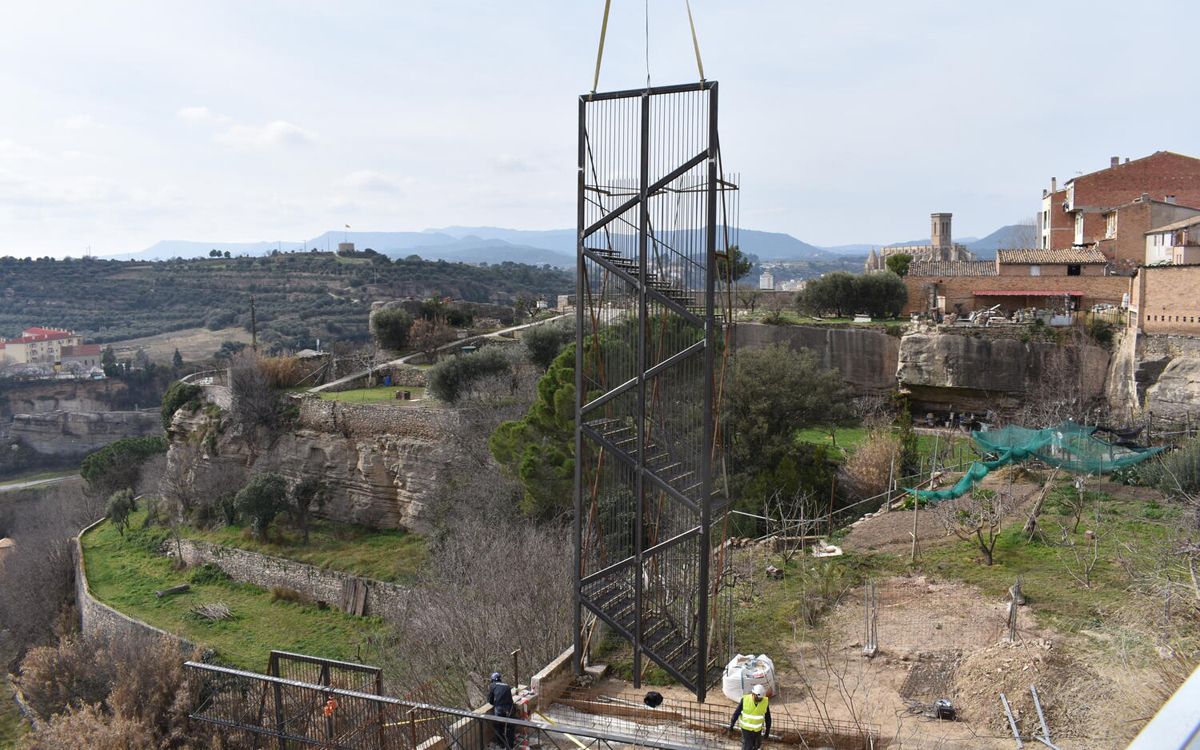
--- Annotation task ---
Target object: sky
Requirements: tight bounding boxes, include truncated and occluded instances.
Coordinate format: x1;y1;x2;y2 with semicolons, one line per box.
2;0;1198;256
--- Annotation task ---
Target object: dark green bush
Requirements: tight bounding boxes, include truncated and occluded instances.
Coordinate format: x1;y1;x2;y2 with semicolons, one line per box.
161;380;202;430
427;347;513;402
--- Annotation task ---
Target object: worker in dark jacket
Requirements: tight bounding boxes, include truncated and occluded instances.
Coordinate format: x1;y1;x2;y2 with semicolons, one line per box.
487;671;515;749
728;684;771;750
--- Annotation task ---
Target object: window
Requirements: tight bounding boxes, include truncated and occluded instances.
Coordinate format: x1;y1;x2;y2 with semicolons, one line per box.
1030;265;1041;276
1105;212;1117;239
1067;264;1081;276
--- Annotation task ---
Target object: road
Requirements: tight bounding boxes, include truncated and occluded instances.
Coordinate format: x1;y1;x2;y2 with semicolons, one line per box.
309;314;568;393
0;474;79;494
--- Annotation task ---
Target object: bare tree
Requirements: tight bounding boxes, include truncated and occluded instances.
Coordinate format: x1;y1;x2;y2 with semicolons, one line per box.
934;486;1009;565
735;286;762;317
1054;523;1101;589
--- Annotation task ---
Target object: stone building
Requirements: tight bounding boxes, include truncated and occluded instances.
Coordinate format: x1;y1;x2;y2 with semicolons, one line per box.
865;212;976;272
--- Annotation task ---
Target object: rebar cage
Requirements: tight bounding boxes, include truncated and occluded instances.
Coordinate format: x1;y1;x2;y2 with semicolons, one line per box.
573;81;738;701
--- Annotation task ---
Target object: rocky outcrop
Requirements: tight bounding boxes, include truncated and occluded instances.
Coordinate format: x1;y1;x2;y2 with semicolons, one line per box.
0;379;127;417
897;331;1110;415
168;396;455;531
10;410;161;456
735;324;900;392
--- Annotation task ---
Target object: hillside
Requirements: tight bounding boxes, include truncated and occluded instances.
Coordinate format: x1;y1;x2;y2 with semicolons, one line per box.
0;254;570;351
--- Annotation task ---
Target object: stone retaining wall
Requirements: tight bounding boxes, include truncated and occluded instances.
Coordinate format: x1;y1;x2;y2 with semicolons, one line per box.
297;397;451;440
74;519;194;651
175;538;414;623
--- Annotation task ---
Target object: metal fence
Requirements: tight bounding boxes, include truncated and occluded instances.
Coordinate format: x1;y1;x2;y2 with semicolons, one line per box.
186;662;699;750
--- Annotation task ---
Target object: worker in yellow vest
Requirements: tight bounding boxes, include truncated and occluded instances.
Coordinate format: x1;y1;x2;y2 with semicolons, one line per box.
728;683;771;749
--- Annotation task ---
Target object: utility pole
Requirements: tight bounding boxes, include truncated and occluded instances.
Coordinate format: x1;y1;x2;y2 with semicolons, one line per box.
250;295;258;353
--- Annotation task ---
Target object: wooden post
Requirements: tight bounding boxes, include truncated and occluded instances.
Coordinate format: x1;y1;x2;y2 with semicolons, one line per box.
910;492;920;564
885;453;895;512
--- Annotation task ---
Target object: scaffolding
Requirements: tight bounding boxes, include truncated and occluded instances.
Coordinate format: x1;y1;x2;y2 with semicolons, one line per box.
573;81;738;702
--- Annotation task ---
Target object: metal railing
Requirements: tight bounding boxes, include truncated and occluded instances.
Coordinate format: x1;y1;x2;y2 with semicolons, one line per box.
186;662;697;750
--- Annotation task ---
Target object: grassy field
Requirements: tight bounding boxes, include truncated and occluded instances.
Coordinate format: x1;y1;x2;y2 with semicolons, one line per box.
907;482;1185;635
82;514;386;670
109;326;252;364
0;683;26;749
794;425;975;467
317;385;428;404
180;519;427;584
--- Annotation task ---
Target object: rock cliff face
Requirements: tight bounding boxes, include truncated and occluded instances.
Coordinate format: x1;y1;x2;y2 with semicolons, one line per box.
168;395;455;531
735;324;900;392
895;332;1110;415
0;379;129;417
10;410;161;456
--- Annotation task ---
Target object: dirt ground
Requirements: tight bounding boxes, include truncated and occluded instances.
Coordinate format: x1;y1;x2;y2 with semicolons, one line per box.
108;326;252;364
842;472;1041;556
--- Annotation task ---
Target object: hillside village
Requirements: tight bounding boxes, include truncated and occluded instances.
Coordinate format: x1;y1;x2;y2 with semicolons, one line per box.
4;5;1200;750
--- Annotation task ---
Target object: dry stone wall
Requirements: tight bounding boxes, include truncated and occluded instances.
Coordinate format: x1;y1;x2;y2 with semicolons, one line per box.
74;520;193;651
175;538;413;623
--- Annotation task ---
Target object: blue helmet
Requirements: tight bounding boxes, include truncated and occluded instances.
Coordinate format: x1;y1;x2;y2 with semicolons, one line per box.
490;672;502;682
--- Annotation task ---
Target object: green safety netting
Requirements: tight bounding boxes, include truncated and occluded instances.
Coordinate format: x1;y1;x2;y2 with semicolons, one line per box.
909;420;1162;502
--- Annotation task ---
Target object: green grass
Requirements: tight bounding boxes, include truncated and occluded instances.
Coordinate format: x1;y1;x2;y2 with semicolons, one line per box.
82;513;386;670
0;681;26;749
902;485;1183;634
317;386;427;404
180;518;427;584
794;425;974;466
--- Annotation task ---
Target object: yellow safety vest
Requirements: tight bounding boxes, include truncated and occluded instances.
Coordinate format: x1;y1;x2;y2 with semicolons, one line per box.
738;695;768;732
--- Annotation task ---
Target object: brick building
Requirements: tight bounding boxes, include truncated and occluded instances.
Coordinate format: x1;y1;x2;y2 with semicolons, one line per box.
0;327;83;365
1038;151;1200;260
902;250;1123;315
1129;264;1200;334
1092;195;1200;271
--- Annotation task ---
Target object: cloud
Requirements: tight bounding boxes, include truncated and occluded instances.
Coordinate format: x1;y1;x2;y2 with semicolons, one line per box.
213;120;316;150
0;138;43;160
177;106;231;125
337;169;403;193
494;153;534;173
56;114;100;130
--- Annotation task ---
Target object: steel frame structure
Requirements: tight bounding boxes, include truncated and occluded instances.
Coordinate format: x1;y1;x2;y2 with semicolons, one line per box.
186;661;697;750
573;81;736;701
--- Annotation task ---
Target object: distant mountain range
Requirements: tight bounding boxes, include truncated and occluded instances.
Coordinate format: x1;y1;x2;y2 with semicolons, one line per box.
106;223;1036;266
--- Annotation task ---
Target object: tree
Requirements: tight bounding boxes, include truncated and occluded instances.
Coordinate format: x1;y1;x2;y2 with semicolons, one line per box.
728;345;853;473
159;380;201;430
105;489;136;537
171;348;183;371
735;286;762;316
229;351;283;441
223;250;232;259
885;253;912;277
208;248;220;258
409;317;456;359
80;436;168;499
799;272;858;317
234;473;288;539
934;487;1009;565
855;271;908;318
371;306;414;351
100;345;118;378
427;347;514;403
288;477;328;544
522;321;574;370
717;244;754;282
490;345;576;518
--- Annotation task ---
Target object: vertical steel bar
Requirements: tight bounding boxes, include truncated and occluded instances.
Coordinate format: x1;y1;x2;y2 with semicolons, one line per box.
1000;693;1024;748
573;94;586;677
633;88;650;688
697;82;718;701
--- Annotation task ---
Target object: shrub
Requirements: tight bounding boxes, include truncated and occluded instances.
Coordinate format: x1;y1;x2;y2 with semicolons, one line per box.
271;586;304;603
188;563;230;585
105;489;137;536
258;355;307;388
841;429;902;500
523;321;574;370
371;306;414;351
233;473;289;539
428;347;513;402
159;380;202;430
18;636;111;721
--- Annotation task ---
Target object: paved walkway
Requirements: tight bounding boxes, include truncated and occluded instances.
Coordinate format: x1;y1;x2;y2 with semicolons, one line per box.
309;314;568;393
0;474;78;494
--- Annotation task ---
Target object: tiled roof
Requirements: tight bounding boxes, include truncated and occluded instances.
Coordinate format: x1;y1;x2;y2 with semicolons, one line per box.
60;344;101;357
996;248;1107;264
1146;215;1200;234
908;260;997;277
